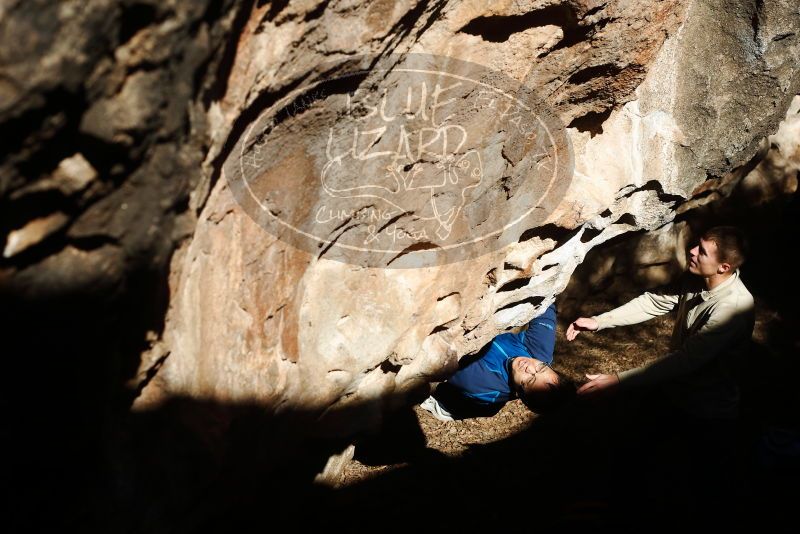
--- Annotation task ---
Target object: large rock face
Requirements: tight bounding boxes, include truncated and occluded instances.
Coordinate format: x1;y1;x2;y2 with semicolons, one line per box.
1;0;799;503
131;0;800;438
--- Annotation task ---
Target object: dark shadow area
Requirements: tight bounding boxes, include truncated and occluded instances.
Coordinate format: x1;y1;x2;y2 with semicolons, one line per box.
3;261;172;533
567;107;613;137
324;374;797;532
352;407;437;467
6;368;392;533
457;3;613;54
459;4;578;43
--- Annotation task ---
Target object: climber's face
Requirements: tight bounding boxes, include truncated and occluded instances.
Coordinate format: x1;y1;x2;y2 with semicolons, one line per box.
688;237;730;277
510;357;559;396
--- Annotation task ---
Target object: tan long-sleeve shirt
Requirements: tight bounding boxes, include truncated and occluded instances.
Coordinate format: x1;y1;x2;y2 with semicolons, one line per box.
591;269;755;419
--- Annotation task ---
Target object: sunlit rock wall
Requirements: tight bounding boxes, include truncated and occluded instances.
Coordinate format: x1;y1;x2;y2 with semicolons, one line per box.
136;0;800;438
0;0;797;445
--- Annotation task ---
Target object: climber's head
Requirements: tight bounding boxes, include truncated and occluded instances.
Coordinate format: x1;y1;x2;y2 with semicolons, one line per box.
510;357;576;413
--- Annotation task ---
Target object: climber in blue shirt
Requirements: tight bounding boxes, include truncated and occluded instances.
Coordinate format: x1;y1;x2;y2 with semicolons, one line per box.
419;302;574;420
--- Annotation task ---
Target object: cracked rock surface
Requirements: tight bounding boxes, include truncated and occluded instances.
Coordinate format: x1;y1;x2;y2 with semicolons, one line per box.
138;0;799;437
1;0;799;495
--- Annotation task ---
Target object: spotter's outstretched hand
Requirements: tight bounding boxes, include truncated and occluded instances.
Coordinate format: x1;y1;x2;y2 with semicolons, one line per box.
576;373;619;397
566;317;599;341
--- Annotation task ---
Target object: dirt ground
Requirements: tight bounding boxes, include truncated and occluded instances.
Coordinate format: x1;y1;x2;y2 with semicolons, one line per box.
340;296;674;481
327;295;798;530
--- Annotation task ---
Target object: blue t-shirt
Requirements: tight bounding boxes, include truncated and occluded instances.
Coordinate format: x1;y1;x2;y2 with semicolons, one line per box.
446;302;557;405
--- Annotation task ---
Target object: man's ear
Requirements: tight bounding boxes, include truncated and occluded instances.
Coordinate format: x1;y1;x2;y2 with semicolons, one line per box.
718;262;732;274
